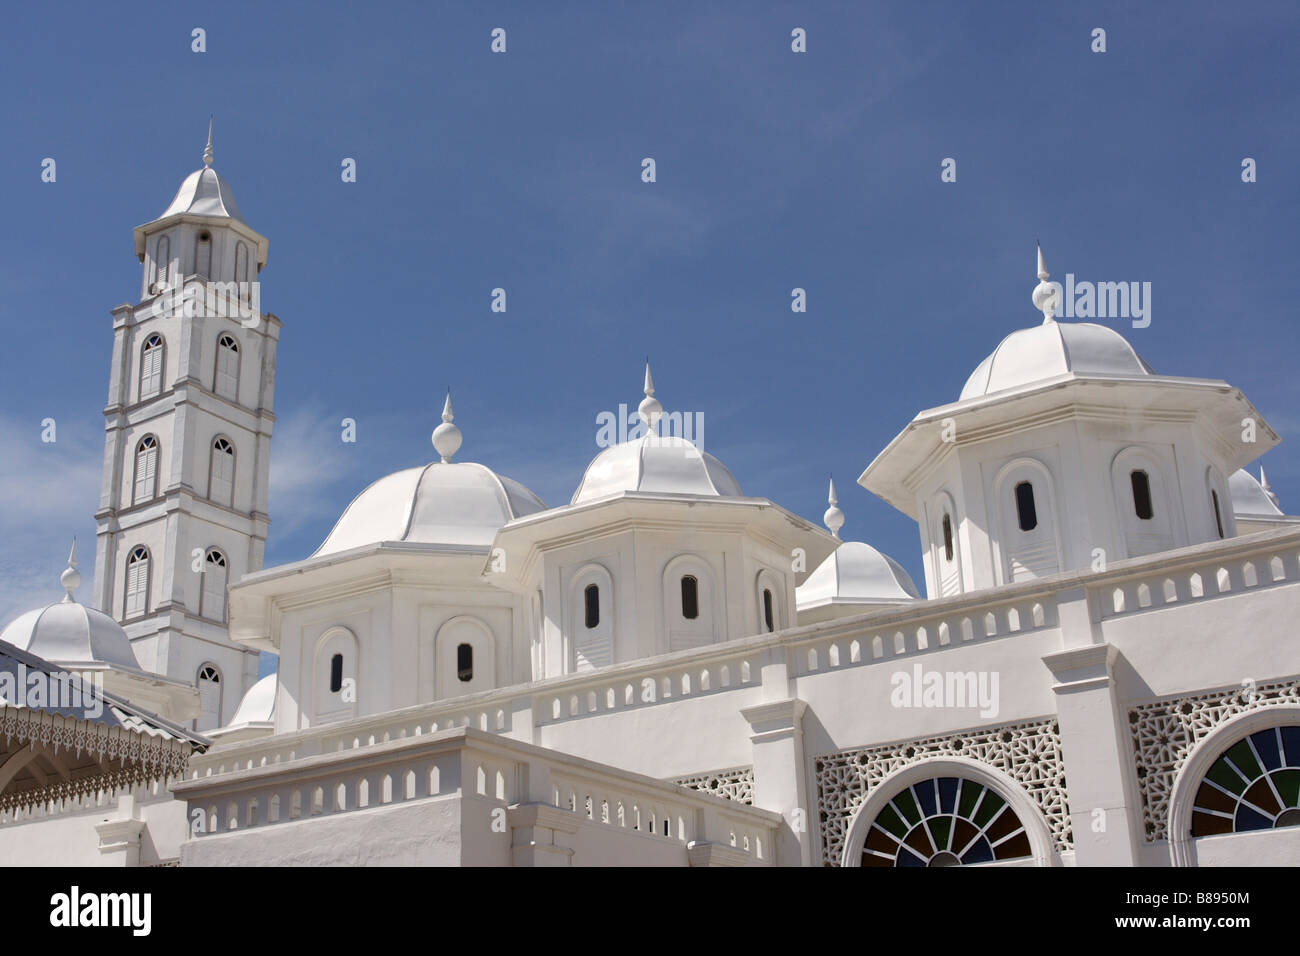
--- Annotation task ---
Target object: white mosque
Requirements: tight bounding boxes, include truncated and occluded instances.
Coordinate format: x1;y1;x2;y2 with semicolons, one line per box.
2;137;1299;867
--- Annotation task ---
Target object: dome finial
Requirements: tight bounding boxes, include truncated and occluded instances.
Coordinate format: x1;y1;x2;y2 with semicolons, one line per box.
1032;240;1061;324
60;539;81;603
637;359;663;436
823;476;846;538
432;388;462;463
203;116;214;167
1261;466;1281;509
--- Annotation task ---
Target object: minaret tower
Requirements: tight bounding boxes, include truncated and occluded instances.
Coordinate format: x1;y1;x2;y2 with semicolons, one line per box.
91;125;279;730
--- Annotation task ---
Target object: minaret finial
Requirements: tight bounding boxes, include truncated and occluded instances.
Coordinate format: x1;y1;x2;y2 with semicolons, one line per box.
638;360;662;436
1032;240;1060;324
203;116;214;167
823;476;845;538
60;539;81;603
431;388;462;463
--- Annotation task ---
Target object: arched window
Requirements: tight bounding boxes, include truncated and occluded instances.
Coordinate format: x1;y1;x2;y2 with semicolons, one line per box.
195;229;212;279
1211;489;1225;539
941;513;954;562
133;435;159;504
457;643;473;682
209;437;235;507
215;334;240;400
1190;726;1300;836
763;588;775;632
680;575;699;620
859;776;1033;867
329;653;343;694
154;235;171;288
584;584;600;629
234;241;250;289
140;334;164;400
1131;470;1154;520
200;549;228;622
1014;481;1038;532
196;664;222;730
124;546;150;617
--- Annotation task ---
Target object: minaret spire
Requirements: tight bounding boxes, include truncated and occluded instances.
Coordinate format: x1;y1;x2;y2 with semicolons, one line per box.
638;360;663;436
60;539;81;603
823;476;845;538
203;116;214;167
432;388;462;463
1032;241;1061;324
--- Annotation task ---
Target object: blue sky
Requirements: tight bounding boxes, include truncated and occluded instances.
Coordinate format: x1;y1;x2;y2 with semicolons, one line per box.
1;0;1297;641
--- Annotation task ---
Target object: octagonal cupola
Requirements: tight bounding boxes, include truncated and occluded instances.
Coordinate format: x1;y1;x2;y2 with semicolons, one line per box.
861;244;1279;598
131;122;269;301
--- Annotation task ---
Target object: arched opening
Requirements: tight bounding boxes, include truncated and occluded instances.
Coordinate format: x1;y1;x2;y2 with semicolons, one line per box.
763;588;775;632
584;584;600;629
457;643;473;682
124;546;150;617
942;513;954;562
196;664;222;731
132;435;159;504
680;575;699;620
200;549;228;622
329;653;343;694
215;333;240;400
195;230;212;278
1211;489;1225;539
209;437;235;507
1014;481;1038;532
154;235;171;288
140;334;164;400
1131;470;1154;520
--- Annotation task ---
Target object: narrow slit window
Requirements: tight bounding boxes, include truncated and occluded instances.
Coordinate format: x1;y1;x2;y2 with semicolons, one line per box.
1131;470;1154;520
456;643;473;682
941;513;954;562
1014;481;1038;532
763;588;775;632
584;584;600;629
329;653;343;694
680;575;699;620
1211;489;1225;539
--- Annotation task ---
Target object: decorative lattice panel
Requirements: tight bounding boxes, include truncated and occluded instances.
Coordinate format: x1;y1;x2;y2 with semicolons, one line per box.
673;766;754;805
1129;677;1300;843
815;717;1071;867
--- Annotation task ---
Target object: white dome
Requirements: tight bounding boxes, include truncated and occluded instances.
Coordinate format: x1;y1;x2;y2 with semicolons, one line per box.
572;435;742;505
797;541;921;609
0;599;141;672
1229;469;1283;517
315;461;546;556
230;672;277;726
158;166;245;222
960;321;1154;401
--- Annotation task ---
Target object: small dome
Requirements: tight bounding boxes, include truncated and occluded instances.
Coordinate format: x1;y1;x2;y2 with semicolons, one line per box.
230;672;277;726
797;541;921;609
316;461;546;556
960;322;1154;401
1229;469;1283;517
157;166;245;223
572;435;742;505
0;601;141;672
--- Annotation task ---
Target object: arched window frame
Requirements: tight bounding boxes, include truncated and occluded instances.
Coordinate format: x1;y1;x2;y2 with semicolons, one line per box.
1205;466;1231;540
1110;447;1182;558
312;626;359;726
568;564;615;672
755;568;784;635
209;436;235;507
928;490;963;598
194;228;213;279
132;435;160;505
430;615;496;699
124;545;151;618
214;333;240;400
153;235;171;289
196;663;223;731
200;548;228;622
992;458;1062;585
139;333;165;401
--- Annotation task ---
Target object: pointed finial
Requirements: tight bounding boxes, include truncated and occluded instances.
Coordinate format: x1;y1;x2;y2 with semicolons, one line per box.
1261;466;1281;509
431;389;462;462
1031;241;1061;324
823;476;845;538
203;116;214;167
637;360;663;435
60;539;81;602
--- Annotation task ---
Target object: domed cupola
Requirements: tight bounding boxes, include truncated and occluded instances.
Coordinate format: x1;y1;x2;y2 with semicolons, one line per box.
797;480;921;624
572;363;741;504
314;393;547;556
1;543;141;673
